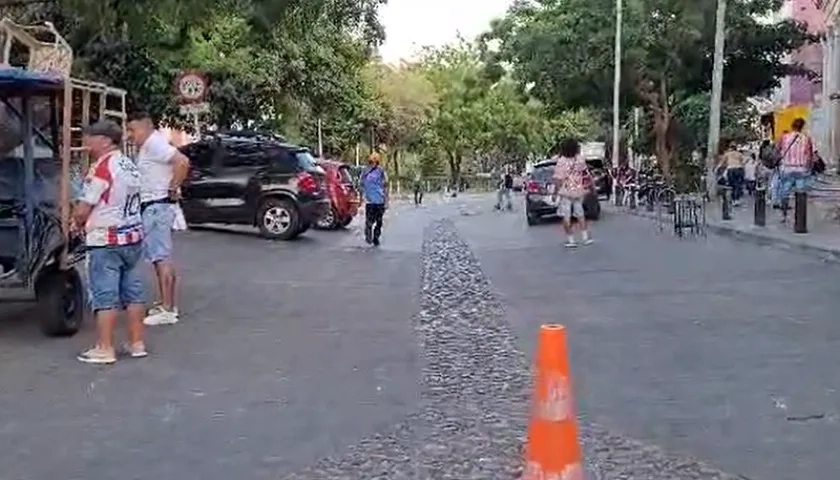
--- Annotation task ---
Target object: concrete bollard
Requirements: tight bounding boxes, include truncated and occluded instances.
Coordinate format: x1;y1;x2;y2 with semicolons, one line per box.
753;187;766;227
794;190;807;234
721;186;732;220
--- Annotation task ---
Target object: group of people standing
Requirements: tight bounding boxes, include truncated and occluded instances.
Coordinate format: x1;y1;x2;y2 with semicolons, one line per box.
717;117;824;218
72;114;190;365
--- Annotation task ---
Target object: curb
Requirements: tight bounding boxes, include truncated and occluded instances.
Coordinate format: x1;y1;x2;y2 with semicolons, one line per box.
616;206;840;263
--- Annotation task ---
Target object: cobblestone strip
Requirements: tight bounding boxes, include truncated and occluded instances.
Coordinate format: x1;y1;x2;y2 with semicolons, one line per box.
283;219;745;479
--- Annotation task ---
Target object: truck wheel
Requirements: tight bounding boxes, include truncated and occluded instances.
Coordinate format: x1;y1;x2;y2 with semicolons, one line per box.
36;269;84;337
257;198;300;240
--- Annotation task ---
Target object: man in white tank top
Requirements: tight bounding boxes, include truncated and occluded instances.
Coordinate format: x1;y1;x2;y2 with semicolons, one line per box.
73;120;148;364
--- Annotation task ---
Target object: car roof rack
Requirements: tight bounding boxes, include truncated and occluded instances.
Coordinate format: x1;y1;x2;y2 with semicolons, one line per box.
213;129;287;142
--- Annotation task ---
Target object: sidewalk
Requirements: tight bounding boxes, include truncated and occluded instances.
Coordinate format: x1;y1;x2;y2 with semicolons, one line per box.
610;193;840;261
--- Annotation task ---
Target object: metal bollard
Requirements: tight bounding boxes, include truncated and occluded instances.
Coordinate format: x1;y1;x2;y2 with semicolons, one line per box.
753;187;766;227
721;186;732;220
794;190;808;233
629;185;637;209
615;184;624;206
646;188;655;211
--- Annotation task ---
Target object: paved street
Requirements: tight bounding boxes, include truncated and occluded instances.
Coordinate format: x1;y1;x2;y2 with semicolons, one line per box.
1;193;838;479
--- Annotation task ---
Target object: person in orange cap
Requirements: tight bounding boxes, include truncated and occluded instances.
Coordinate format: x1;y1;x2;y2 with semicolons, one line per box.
359;152;389;246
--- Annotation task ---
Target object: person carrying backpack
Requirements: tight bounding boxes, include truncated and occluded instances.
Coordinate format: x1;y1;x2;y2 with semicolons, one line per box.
775;118;815;218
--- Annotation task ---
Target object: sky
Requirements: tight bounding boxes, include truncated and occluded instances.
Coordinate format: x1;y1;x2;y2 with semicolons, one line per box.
377;0;514;63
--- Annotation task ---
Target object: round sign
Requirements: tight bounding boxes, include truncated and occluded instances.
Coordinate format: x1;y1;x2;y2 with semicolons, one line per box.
176;72;207;102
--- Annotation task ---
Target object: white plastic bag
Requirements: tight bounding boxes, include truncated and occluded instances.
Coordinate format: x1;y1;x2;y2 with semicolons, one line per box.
172;204;188;231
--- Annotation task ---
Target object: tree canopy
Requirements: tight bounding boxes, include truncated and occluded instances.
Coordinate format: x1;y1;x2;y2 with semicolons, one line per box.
483;0;815;179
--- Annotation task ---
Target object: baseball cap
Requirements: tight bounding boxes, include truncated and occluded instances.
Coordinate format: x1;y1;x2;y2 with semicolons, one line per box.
81;120;123;145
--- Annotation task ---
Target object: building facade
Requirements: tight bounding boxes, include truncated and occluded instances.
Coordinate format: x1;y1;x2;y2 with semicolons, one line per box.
822;0;840;164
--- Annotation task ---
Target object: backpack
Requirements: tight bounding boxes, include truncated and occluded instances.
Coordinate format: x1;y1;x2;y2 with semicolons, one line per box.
762;134;800;169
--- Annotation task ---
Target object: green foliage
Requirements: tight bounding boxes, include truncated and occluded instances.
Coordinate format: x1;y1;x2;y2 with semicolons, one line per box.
484;0;814;177
13;0;601;185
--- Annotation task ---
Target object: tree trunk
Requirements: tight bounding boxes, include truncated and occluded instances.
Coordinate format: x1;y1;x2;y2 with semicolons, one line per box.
447;151;461;189
637;78;675;180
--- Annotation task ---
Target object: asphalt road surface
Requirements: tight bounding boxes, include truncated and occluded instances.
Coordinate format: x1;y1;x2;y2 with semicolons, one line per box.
0;193;836;479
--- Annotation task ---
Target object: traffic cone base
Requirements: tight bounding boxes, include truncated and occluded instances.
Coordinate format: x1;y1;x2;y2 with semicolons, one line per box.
521;324;583;480
523;461;584;480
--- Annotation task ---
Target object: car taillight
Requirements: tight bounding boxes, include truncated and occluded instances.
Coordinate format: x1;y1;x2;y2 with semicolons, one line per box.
526;181;541;193
297;172;318;194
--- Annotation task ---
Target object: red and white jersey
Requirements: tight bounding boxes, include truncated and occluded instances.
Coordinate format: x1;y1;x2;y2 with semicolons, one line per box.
80;150;144;247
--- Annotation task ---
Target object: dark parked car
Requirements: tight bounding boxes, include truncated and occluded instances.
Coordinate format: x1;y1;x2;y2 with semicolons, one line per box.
525;159;601;226
586;158;612;197
179;132;330;240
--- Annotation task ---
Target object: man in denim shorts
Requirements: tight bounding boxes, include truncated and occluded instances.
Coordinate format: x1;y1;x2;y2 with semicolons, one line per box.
74;121;147;364
126;113;190;325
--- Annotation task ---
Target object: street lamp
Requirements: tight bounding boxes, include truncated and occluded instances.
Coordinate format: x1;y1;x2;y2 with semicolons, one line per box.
612;0;623;204
706;0;727;196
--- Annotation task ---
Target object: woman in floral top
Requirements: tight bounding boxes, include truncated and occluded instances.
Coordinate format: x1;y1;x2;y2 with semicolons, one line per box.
552;138;594;247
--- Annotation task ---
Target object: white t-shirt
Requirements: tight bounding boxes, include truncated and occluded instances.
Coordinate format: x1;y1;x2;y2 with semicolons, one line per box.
744;160;756;180
137;130;177;202
81;150;143;247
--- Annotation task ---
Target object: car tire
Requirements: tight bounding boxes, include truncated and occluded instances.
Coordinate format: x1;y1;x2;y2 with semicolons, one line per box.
584;195;601;221
257;197;300;240
316;206;338;230
36;269;84;337
526;212;539;226
338;216;353;228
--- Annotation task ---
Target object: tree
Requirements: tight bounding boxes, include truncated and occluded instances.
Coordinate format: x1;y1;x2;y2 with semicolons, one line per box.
365;62;438;179
484;0;814;178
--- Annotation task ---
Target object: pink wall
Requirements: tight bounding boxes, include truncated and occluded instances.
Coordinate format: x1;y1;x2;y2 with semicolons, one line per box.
789;0;824;105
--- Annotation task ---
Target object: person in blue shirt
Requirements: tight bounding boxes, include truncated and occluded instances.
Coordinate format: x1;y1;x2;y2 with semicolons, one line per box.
359;152;389;246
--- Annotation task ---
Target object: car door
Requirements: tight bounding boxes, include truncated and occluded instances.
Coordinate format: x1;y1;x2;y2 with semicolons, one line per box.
209;141;269;223
180;141;221;224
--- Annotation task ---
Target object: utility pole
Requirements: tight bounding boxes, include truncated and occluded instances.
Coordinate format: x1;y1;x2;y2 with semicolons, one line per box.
611;0;623;204
316;118;323;157
706;0;727;196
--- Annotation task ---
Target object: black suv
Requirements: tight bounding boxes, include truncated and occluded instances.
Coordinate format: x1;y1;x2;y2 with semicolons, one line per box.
179;131;330;240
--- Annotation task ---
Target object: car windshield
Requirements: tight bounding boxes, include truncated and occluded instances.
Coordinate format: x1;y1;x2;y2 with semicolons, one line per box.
295;151;322;172
586;159;605;170
531;165;555;182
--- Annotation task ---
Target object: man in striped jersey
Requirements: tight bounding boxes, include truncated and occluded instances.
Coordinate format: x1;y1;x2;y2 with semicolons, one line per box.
73;120;147;365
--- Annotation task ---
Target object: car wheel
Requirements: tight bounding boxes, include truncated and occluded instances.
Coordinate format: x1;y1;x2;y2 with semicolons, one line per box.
338;216;353;228
316;206;338;230
584;195;601;221
526;212;539;226
257;198;300;240
36;269;84;337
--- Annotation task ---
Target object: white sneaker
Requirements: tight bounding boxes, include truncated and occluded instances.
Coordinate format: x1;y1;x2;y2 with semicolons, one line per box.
564;240;578;248
143;309;179;326
148;304;179;316
582;238;594;245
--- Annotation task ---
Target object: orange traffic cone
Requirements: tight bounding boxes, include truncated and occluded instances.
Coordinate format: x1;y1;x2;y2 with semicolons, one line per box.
522;324;584;480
